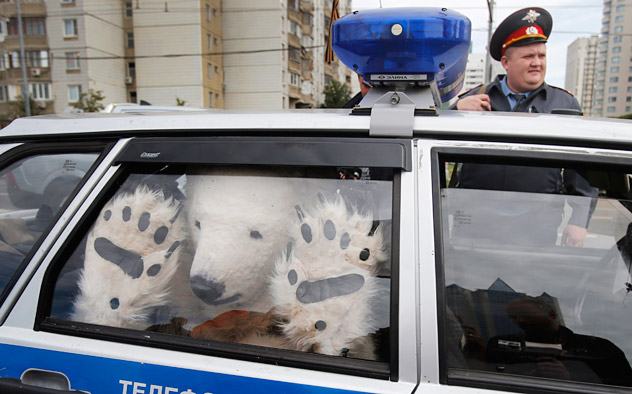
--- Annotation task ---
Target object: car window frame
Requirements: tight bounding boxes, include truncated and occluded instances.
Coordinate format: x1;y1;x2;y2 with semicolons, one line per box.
0;141;113;309
432;143;632;394
37;136;409;381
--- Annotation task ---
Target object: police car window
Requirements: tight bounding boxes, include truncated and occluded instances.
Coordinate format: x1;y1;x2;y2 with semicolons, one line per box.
441;160;632;389
0;153;99;298
50;165;392;362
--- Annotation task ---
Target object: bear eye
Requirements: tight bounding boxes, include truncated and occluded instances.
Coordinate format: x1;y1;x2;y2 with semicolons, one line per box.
250;230;263;240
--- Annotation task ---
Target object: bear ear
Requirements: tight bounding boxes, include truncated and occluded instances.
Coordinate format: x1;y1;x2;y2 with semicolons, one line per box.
295;205;305;221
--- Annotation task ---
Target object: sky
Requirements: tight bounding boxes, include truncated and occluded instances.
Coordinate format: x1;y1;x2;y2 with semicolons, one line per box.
350;0;604;88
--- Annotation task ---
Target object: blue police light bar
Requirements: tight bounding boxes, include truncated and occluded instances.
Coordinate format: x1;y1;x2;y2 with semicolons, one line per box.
332;8;471;103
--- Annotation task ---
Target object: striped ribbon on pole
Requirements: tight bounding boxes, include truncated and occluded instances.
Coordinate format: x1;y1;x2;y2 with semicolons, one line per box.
324;0;340;63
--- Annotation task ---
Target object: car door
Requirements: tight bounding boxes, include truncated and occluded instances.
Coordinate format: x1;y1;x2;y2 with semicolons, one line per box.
429;138;632;394
0;136;420;394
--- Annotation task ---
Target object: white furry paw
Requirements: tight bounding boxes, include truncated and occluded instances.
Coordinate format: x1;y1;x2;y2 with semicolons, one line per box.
73;186;186;328
271;195;388;357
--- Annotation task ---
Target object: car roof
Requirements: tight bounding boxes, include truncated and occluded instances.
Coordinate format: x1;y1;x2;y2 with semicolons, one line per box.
1;109;631;149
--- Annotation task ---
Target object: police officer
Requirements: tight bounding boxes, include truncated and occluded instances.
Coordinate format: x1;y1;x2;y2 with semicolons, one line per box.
452;7;597;247
454;7;580;113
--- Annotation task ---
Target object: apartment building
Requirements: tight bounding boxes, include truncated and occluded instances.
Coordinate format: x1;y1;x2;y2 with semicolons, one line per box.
1;0;351;120
222;0;353;109
565;36;598;116
591;0;632;117
0;0;52;121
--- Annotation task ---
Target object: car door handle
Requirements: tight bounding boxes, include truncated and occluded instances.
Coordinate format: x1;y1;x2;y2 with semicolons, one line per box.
0;368;88;394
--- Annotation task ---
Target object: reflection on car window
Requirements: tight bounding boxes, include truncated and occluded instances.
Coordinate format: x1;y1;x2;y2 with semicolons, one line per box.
51;165;393;362
442;161;632;388
0;153;99;297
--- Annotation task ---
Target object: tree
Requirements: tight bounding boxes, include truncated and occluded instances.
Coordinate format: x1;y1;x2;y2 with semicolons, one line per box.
322;79;352;108
617;113;632;120
176;97;187;106
72;89;106;112
8;96;45;120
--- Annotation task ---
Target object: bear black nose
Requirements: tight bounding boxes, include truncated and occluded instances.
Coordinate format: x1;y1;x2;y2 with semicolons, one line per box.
190;275;225;305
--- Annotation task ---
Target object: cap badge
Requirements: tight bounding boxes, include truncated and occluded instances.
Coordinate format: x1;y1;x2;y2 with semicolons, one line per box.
522;9;540;24
526;26;538;35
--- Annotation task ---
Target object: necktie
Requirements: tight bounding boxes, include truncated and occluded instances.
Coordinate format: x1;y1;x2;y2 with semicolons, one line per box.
511;93;526;111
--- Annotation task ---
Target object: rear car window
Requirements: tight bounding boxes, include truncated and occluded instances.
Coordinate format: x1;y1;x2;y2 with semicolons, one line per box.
49;164;393;364
440;157;632;389
0;152;99;297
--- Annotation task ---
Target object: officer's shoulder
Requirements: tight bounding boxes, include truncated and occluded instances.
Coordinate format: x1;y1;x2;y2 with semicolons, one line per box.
548;85;575;97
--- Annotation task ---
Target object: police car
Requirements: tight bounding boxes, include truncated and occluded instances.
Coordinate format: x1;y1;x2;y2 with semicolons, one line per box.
1;7;632;394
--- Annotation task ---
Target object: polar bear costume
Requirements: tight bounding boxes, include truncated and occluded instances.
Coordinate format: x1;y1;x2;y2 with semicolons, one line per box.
72;186;187;328
184;167;306;317
191;194;389;360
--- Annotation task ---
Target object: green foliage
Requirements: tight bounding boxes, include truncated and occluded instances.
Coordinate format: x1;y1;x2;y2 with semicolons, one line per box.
8;96;45;120
617;113;632;120
176;97;187;106
72;89;106;112
322;79;352;108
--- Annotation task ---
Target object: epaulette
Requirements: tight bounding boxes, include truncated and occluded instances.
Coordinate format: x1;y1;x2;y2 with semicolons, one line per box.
458;83;486;98
550;85;575;97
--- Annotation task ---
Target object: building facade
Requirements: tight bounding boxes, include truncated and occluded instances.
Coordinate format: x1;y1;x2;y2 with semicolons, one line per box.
591;0;632;117
565;36;598;116
458;52;504;96
222;0;353;109
0;0;353;121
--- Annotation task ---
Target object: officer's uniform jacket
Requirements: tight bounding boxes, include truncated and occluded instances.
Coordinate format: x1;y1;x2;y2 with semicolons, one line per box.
453;75;596;234
456;75;581;114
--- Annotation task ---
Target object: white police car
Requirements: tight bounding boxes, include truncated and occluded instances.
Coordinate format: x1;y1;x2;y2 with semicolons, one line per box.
1;8;632;394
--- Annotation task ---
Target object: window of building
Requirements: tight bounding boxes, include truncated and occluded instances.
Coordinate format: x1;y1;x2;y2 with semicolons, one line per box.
215;93;219;101
290;72;300;86
0;85;7;102
288;0;299;11
128;62;135;78
613;36;622;43
206;4;211;21
608;96;617;102
303;12;313;26
616;5;625;12
61;0;75;3
600;50;608;57
213;37;218;46
607;105;616;112
599;70;606;77
629;76;632;82
68;85;81;103
27;50;49;68
613;46;622;53
213;8;217;16
596;98;604;105
126;32;134;49
614;26;623;33
628;87;632;92
289;46;301;62
125;2;133;18
609;86;618;93
63;19;77;37
627;96;632;102
8;17;46;36
290;20;300;36
626;106;631;112
208;91;213;107
610;76;619;83
615;15;624;22
65;52;80;70
611;66;619;73
612;56;620;63
30;82;51;100
441;155;632;390
130;91;137;103
214;65;219;73
207;34;211;50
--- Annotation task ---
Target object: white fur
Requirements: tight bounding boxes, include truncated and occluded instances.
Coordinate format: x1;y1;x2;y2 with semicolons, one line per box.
72;187;186;328
270;195;388;357
185;167;303;315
